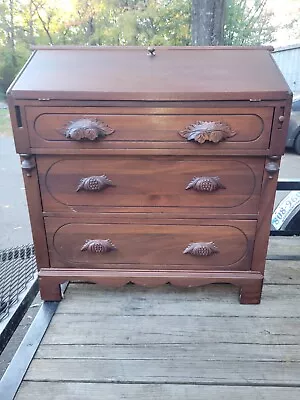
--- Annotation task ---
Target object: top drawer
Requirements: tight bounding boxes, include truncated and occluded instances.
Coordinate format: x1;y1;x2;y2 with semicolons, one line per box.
25;106;273;151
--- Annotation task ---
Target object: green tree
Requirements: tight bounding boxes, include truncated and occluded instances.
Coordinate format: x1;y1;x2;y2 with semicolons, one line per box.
224;0;275;45
0;0;30;91
284;0;300;42
0;0;279;93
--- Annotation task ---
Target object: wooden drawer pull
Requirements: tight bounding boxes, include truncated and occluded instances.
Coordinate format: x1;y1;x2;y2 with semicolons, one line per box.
183;242;219;256
179;121;236;144
81;239;117;253
265;161;280;179
76;175;114;192
21;154;35;177
64;118;114;141
186;176;225;192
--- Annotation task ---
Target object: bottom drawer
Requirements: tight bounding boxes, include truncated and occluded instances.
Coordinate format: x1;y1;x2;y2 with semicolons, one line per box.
45;218;256;271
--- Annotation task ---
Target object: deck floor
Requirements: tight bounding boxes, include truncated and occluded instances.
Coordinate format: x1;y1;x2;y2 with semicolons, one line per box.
14;237;300;399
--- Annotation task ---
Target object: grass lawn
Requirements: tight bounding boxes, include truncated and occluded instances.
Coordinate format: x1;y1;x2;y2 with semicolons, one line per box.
0;108;12;136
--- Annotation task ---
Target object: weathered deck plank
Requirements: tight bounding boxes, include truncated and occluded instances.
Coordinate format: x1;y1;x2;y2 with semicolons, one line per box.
15;382;300;400
267;236;300;258
41;314;300;345
24;358;300;385
52;284;300;317
264;260;300;284
14;254;300;400
36;343;300;362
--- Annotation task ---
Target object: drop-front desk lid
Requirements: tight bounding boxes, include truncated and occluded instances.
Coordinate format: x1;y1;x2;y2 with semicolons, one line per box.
8;46;291;102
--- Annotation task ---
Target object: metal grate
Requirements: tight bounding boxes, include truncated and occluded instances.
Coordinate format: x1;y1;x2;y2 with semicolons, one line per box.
0;244;37;322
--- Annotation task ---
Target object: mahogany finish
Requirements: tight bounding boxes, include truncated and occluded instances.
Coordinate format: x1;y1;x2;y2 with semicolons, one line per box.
44;217;255;271
26;106;273;150
7;46;292;303
37;156;264;215
9;47;290;101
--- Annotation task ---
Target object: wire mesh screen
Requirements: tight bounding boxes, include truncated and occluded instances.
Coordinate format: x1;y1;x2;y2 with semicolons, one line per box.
0;244;37;323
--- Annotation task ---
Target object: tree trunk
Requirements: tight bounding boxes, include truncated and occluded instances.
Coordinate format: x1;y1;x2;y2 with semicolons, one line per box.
191;0;225;45
86;16;95;44
8;0;17;67
32;1;54;45
29;0;35;45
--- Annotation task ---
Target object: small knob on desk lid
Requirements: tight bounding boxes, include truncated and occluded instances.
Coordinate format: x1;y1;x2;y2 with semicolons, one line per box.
147;46;156;56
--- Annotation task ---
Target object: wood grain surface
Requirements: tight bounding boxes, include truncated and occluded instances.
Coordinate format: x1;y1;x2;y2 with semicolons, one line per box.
15;383;300;400
7;46;292;304
26;106;273;150
37;156;264;214
23;357;300;384
6;47;297;399
8;47;291;101
19;156;50;270
44;218;256;271
15;257;300;400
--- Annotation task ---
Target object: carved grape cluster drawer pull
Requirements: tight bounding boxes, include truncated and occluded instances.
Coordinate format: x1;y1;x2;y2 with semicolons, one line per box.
81;239;117;253
76;175;114;192
185;176;225;192
64;118;115;141
179;121;236;144
183;242;219;256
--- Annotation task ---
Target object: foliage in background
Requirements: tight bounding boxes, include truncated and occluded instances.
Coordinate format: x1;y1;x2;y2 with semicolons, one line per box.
0;0;276;92
284;0;300;42
224;0;275;45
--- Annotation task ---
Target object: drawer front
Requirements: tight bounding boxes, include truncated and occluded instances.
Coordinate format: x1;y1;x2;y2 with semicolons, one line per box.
38;156;264;215
26;106;273;150
45;218;256;271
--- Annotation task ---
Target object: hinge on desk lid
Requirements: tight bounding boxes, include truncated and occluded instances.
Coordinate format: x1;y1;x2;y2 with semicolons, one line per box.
38;98;51;101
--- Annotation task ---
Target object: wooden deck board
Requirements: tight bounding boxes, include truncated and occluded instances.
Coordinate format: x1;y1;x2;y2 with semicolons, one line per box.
50;284;300;317
14;240;300;399
267;236;300;258
23;358;300;385
264;260;300;284
33;314;300;346
15;382;300;400
35;343;300;362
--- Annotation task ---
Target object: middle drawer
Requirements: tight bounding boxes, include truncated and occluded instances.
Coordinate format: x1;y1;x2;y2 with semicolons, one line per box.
37;156;264;216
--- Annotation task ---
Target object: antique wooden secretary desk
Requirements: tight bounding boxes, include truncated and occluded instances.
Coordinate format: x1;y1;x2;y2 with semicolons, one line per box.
7;46;291;304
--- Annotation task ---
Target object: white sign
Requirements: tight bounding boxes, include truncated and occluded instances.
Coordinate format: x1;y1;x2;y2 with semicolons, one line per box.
272;191;300;230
